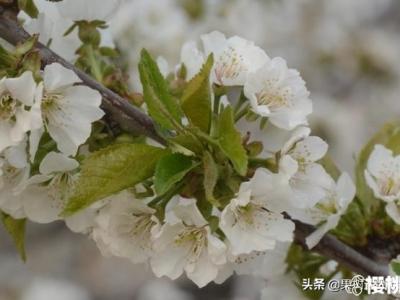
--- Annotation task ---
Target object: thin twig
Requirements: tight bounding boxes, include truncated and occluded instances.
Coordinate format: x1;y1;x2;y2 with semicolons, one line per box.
0;5;389;277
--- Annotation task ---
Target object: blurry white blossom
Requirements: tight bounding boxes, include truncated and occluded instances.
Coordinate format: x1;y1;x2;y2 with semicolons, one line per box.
365;144;400;224
289;172;355;248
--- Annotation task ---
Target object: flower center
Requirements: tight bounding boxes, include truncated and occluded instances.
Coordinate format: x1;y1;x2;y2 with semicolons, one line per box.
47;172;76;203
130;214;155;237
379;176;400;197
42;92;63;112
175;226;207;263
235;204;258;226
215;47;246;84
256;85;291;111
0;93;17;121
316;192;338;215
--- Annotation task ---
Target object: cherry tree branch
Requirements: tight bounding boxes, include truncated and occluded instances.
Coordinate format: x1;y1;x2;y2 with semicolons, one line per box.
0;8;164;145
0;6;389;277
294;221;388;276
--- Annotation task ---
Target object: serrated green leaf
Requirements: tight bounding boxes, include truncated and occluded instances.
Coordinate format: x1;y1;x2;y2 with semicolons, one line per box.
64;143;169;215
217;106;248;176
139;49;183;130
356;121;400;214
1;213;27;261
18;0;38;18
154;153;195;195
203;151;220;207
181;54;213;132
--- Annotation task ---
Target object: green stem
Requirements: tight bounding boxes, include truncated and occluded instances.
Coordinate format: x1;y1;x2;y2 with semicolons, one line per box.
234;103;250;122
87;45;102;82
233;90;247;113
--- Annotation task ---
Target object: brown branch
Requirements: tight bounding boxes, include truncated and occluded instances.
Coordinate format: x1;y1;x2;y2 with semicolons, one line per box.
0;9;165;145
294;221;388;276
0;5;389;277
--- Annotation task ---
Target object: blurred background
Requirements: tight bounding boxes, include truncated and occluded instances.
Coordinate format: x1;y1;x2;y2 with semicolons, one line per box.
1;0;400;299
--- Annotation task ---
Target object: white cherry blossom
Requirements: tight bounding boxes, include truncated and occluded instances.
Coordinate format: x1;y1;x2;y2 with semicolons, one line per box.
289;172;355;249
365;144;400;202
91;192;159;264
21;152;79;223
365;144;400;225
0;140;31;218
41;63;104;156
150;198;226;288
244;57;312;130
282;126;330;208
215;241;290;284
201;31;269;86
220;166;295;256
0;71;42;152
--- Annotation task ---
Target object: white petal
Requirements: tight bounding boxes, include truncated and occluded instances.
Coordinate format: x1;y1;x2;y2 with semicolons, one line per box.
0;122;15;152
279;155;299;178
44;63;80;91
151;223;188;280
39;152;79;175
367;144;394;177
22;187;63;223
186;250;219;288
4;140;28;169
180;41;204;80
5;71;37;106
291;136;328;163
306;215;341;249
171;197;207;227
336;172;356;210
386;202;400;225
281;126;311;155
29;127;44;163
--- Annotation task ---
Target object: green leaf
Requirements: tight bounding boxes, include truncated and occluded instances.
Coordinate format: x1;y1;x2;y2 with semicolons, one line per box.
181;54;213;132
18;0;38;18
64;143;169;215
139;49;183;130
331;197;369;246
1;213;27;261
203;151;220;207
391;261;400;275
217;106;248;176
168;133;204;155
356;121;400;214
154;153;195;195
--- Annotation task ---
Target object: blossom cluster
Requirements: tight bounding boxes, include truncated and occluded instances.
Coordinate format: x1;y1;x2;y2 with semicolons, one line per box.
0;63;104;223
59;32;356;287
1;0;399;297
